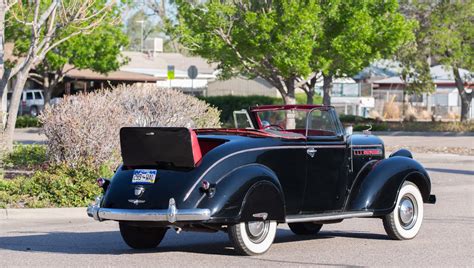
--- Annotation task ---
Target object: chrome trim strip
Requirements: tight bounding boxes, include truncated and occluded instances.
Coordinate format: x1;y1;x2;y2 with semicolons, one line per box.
183;145;346;201
350;144;383;148
97;207;211;222
285;211;374;223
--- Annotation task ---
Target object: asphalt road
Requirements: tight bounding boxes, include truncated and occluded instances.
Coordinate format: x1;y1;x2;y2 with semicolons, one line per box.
1;139;473;266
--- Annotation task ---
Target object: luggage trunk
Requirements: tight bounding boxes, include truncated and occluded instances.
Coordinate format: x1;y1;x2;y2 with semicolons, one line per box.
120;127;202;169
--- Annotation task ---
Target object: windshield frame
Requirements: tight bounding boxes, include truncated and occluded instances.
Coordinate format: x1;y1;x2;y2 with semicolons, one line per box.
250;105;343;138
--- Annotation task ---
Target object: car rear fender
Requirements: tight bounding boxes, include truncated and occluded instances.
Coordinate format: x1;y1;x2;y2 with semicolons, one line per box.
196;163;285;223
345;155;432;215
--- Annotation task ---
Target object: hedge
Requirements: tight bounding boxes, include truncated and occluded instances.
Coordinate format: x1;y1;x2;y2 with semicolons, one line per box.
15;116;42;128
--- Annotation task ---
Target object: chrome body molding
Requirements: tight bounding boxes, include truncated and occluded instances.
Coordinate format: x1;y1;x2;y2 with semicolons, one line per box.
285;211;374;223
183;145;346;201
349;144;383;148
87;196;211;223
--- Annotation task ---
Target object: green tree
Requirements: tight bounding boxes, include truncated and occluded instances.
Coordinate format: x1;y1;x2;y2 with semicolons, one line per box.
172;0;413;106
430;1;473;122
397;0;435;96
172;0;322;105
31;26;129;103
315;0;414;105
1;0;122;152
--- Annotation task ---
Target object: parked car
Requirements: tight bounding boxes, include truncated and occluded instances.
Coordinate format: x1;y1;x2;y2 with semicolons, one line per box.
87;104;436;255
7;89;45;117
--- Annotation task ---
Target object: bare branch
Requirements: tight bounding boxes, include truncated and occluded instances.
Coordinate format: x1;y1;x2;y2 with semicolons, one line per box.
37;0;58;28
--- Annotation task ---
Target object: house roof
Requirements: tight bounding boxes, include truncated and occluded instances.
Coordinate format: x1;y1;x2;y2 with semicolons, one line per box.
374;65;473;87
353;59;402;80
121;51;217;77
64;67;160;82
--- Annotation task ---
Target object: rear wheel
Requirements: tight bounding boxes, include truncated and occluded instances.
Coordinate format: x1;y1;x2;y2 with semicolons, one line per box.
288;222;323;235
383;181;424;240
119;222;167;249
228;220;277;255
30;106;38;117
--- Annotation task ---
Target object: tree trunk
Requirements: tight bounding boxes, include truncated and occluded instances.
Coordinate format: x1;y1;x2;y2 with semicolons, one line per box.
305;76;317;104
0;0;6;152
284;79;296;129
43;74;53;104
306;90;314;104
4;69;30;151
453;67;472;122
322;74;333;106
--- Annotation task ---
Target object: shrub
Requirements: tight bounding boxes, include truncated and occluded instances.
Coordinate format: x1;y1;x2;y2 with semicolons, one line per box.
15;115;42;128
0;164;111;208
339;115;376;124
40;84;221;168
353;123;388;131
2;144;47;170
199;95;281;126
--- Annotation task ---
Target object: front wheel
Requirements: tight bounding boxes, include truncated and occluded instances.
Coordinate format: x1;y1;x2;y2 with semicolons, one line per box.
228;220;277;255
383;181;424;240
119;222;167;249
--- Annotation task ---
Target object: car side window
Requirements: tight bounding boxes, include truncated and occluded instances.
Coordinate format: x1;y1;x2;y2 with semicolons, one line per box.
26;92;33;100
307;110;339;136
34;92;42;100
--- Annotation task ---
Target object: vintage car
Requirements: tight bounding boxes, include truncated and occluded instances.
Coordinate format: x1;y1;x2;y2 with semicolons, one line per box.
87;104;436;255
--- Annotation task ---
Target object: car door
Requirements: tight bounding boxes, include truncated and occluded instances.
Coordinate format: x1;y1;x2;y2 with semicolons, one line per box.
302;109;349;213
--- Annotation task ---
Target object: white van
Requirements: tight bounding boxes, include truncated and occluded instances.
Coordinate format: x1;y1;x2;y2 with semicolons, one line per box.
7;89;45;117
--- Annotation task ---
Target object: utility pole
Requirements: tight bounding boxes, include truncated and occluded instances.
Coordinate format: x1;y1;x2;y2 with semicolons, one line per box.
136;20;144;52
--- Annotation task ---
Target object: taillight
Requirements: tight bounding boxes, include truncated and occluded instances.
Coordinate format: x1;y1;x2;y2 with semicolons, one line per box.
97;178;110;192
97;178;106;187
200;180;215;197
201;180;210;190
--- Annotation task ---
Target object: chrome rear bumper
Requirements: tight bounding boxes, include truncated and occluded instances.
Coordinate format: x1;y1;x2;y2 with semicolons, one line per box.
87;196;211;223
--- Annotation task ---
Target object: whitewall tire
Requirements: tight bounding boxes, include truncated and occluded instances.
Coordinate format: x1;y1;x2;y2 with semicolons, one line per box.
383;181;424;240
228;220;277;255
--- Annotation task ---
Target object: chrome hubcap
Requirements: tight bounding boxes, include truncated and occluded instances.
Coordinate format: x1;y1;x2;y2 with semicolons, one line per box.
246;221;269;243
398;194;418;229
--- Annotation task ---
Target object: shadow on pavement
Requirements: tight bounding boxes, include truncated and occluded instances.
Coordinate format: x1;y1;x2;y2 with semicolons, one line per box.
426;167;474;176
0;228;388;256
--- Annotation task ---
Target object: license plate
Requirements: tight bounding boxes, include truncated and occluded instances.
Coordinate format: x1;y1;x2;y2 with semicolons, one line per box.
132;169;157;184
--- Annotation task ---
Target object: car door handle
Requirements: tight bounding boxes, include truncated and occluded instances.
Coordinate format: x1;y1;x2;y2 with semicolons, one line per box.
307;147;317;158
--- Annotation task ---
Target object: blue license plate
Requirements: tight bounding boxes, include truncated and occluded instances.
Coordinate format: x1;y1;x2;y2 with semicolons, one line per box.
132;169;157;184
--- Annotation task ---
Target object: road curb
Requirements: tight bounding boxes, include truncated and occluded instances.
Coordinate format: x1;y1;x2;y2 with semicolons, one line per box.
0;207;87;220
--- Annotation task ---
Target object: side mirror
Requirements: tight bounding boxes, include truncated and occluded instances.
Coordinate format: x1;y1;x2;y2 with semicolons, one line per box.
345;126;353;136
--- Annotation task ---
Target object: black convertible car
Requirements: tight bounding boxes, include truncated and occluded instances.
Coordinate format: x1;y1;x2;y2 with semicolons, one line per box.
88;105;436;255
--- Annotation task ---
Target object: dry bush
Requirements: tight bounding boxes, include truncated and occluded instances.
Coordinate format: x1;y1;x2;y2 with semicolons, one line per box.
418;109;432;120
40;84;221;168
368;110;383;121
404;105;417;122
383;102;400;119
447;112;460;120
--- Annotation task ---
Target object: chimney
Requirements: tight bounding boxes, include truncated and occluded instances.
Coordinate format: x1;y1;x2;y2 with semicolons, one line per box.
144;37;164;56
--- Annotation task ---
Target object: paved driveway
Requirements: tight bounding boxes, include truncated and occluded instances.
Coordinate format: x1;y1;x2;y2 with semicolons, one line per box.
1;138;473;266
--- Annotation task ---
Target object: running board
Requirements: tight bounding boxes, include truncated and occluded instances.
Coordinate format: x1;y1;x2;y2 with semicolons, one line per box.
286;211;374;223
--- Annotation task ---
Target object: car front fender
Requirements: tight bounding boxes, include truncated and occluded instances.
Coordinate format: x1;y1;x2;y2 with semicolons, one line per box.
196;163;285;223
345;155;432;215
